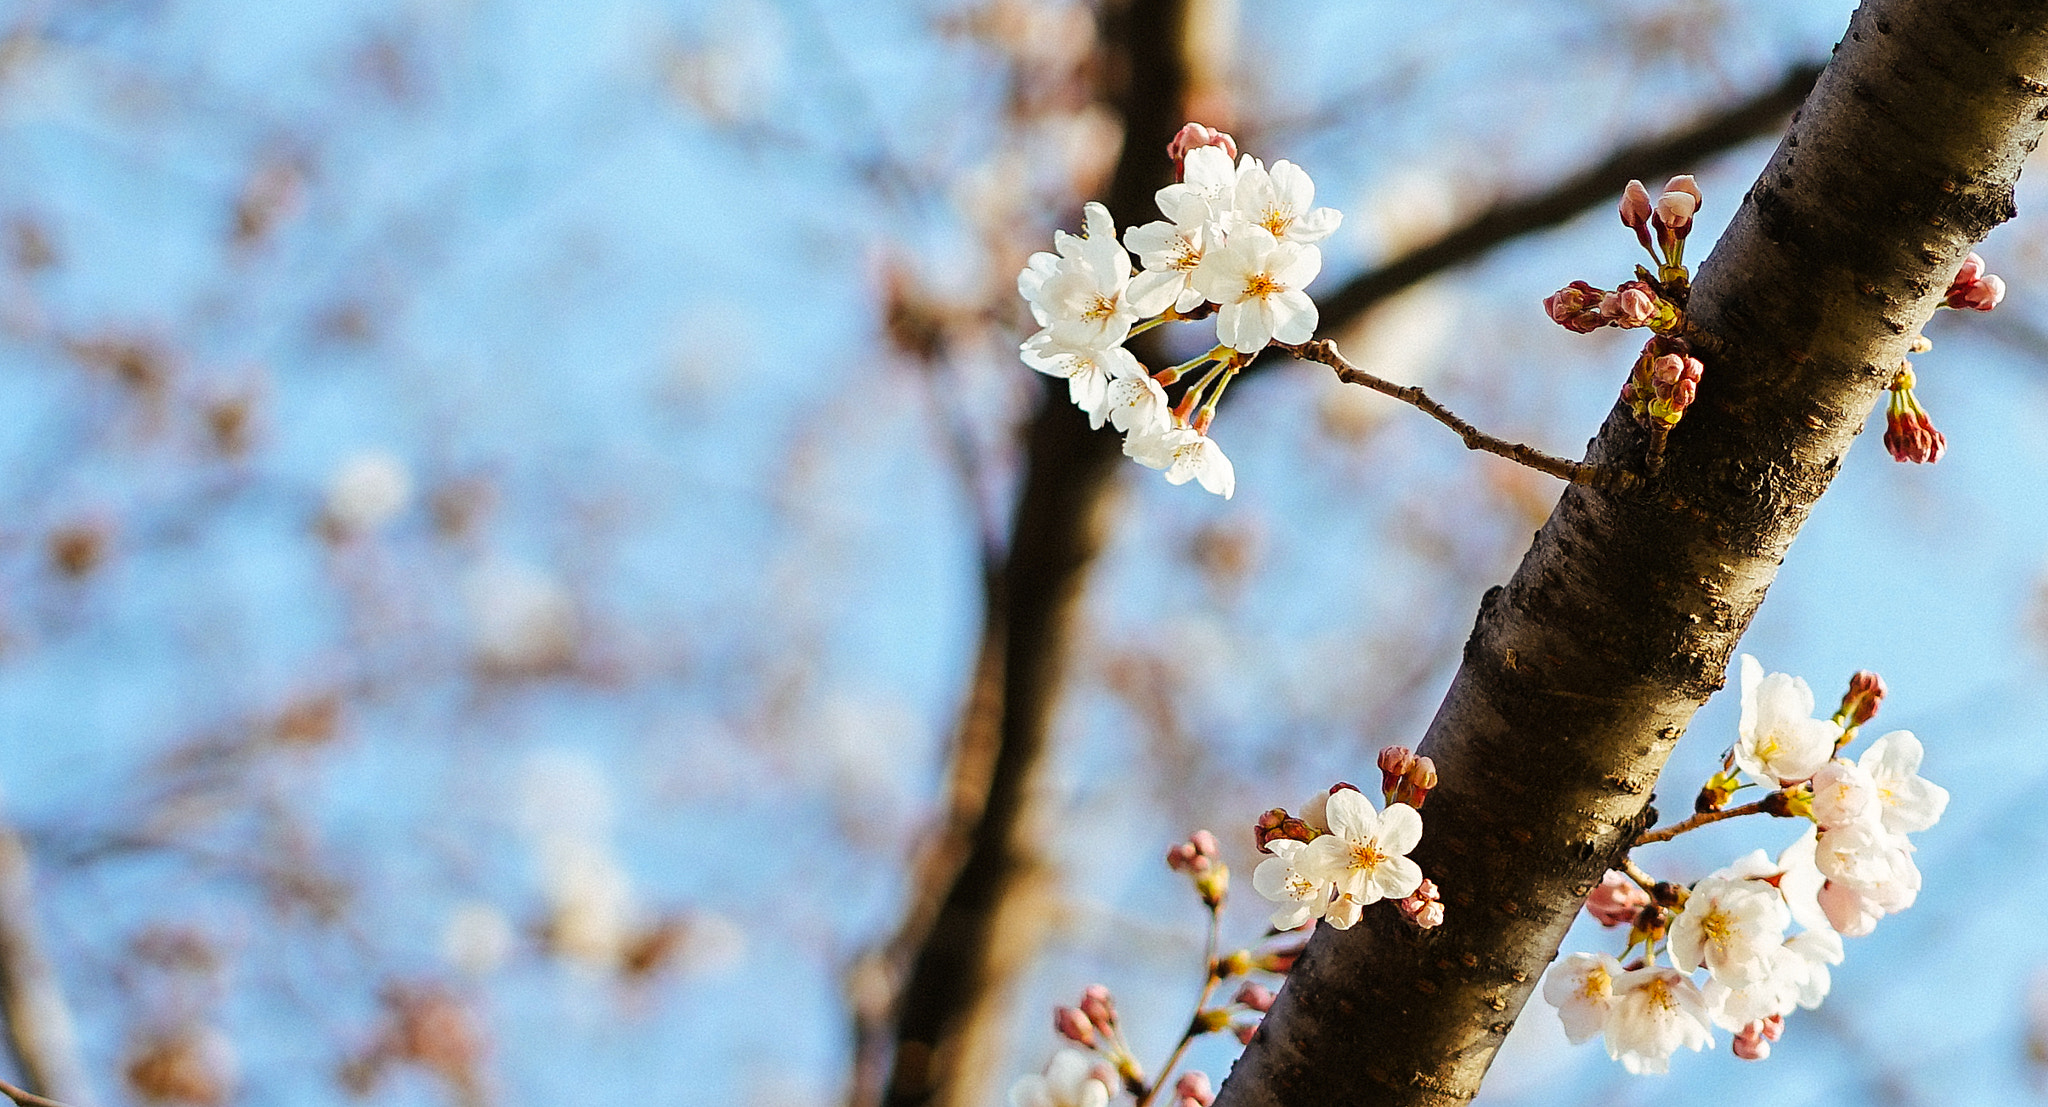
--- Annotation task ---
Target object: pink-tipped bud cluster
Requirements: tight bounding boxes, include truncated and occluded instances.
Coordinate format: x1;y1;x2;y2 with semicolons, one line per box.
1168;829;1229;907
1232;981;1275;1013
1618;180;1653;235
1944;252;2006;312
1166;830;1221;874
1622;335;1704;428
1543;279;1673;334
1167;123;1239;181
1732;1014;1785;1061
1619;176;1703;268
1396;878;1444;930
1585;870;1652;927
1253;808;1317;853
1377;747;1436;808
1883;368;1945;464
1840;670;1886;728
1173;1071;1215;1107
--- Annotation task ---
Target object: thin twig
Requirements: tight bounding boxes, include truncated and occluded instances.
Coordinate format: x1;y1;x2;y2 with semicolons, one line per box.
1284;339;1639;491
1134;906;1224;1107
1619;857;1659;894
1633;798;1772;846
0;1078;71;1107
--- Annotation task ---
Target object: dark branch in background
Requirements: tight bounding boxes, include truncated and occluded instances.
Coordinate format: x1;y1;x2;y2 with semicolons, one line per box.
1214;2;2048;1103
853;45;1825;1107
857;4;1195;1107
0;817;90;1107
1313;62;1822;332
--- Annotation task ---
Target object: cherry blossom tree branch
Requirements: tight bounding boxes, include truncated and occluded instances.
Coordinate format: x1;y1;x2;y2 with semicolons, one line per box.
1214;4;2048;1103
1282;340;1639;490
0;820;90;1107
861;46;1831;1107
1632;798;1773;846
0;1077;73;1107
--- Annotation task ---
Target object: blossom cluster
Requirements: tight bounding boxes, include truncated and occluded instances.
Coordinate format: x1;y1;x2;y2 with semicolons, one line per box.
1544;655;1947;1073
1017;123;1343;497
1251;752;1436;933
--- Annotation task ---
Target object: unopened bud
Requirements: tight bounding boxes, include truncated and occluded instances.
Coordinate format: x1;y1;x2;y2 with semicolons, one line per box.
1585;870;1651;927
1377;745;1416;782
1396;878;1444;929
1732;1020;1772;1061
1195;863;1229;909
1662;175;1703;211
1167;123;1239;180
1080;984;1117;1033
1543;280;1611;333
1189;829;1220;858
1232;982;1275;1012
1602;281;1659;328
1054;1006;1096;1047
1232;1021;1259;1045
1253;809;1317;852
1619;180;1653;230
1943;252;2006;311
1173;1070;1215;1107
1840;670;1886;728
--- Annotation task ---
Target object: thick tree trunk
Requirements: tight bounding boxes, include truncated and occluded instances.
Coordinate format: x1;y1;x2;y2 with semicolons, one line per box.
1215;3;2048;1105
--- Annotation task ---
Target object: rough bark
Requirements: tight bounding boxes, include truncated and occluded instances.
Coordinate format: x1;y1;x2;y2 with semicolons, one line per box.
1214;4;2048;1105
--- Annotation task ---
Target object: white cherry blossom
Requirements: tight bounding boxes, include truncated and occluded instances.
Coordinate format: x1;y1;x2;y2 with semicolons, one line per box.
1783;928;1843;1009
1666;876;1789;987
1230;157;1343;244
1124;424;1236;498
1021;334;1145;426
1543;952;1625;1044
1009;1049;1111;1107
1124;217;1211;314
1102;373;1171;437
1301;790;1423;926
1809;758;1879;829
1018;202;1142;350
1604;967;1714;1074
1773;825;1832;933
1858;730;1948;834
1252;838;1333;931
1702;942;1806;1030
1734;655;1841;785
1191;226;1322;353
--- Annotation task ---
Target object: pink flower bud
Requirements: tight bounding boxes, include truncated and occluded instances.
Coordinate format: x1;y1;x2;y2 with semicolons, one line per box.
1253;809;1316;853
1883;406;1946;464
1759;1014;1785;1042
1396;878;1444;930
1943;252;2005;311
1842;670;1886;728
1397;756;1437;808
1543;280;1611;333
1585;870;1652;927
1378;746;1417;796
1167;123;1239;180
1189;829;1220;859
1173;1071;1215;1107
1618;180;1653;230
1232;982;1275;1013
1252;939;1306;974
1233;1021;1259;1045
1054;1006;1096;1047
1733;1020;1772;1061
1167;842;1200;872
1080;984;1117;1033
1662;175;1703;211
1602;282;1659;328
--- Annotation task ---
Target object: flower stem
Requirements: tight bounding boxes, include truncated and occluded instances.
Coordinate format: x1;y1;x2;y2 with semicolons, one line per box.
1283;339;1638;491
1134;906;1225;1107
1634;798;1774;846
